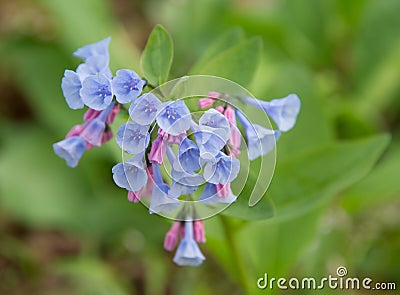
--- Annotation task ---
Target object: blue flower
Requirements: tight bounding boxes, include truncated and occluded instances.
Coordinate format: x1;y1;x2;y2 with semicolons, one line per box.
73;37;111;61
80;103;114;146
198;183;237;205
80;74;113;110
53;136;86;168
61;70;84;110
198;109;230;143
115;122;150;154
76;55;112;80
112;156;148;192
129;93;162;125
156;100;191;136
173;221;205;266
203;152;240;184
112;69;145;104
236;110;280;160
178;138;201;172
149;164;180;214
246;94;301;132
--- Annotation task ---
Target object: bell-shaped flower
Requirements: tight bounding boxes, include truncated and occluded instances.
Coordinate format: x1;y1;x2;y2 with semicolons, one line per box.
80;74;113;110
236;110;280;160
80;103;114;146
203;152;240;185
156;100;191;136
61;70;84;110
245;94;301;132
112;155;148;192
129;93;162;126
73;37;111;61
198;183;237;205
53;136;86;168
149;164;180;214
116;122;150;154
198;108;230;143
76;55;112;80
178;138;201;172
173;221;205;266
112;69;145;103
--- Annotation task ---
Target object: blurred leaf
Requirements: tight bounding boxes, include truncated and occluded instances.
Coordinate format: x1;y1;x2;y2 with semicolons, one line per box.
141;24;173;86
270;133;390;218
190;27;245;74
190;37;262;87
222;194;275;221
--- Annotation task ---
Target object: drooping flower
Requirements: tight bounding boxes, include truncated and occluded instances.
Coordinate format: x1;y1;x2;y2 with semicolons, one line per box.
73;37;111;60
193;221;206;243
53;136;86;168
115;122;150;155
236;110;280;160
112;155;148;192
76;55;112;80
112;69;146;103
149;164;180;214
80;74;113;110
245;94;301;132
224;106;241;156
203;152;240;185
198;182;237;205
148;135;166;165
61;70;84;110
129;93;163;125
164;222;182;251
156;100;191;136
173;220;205;266
178;137;201;172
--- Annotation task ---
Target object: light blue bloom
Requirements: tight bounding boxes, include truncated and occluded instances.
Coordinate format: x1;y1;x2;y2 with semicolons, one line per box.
194;129;226;161
61;70;84;110
112;69;145;104
156;100;191;136
53;136;86;168
173;221;205;266
112;155;147;192
116;122;150;154
236;110;280;160
168;181;198;199
203;152;240;184
80;74;113;110
198;183;237;205
178;138;201;172
246;94;301;132
76;55;112;80
198;109;230;143
149;164;180;214
73;37;111;60
129;93;162;125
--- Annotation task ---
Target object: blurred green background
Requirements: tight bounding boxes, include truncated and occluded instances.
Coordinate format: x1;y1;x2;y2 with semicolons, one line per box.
0;0;399;294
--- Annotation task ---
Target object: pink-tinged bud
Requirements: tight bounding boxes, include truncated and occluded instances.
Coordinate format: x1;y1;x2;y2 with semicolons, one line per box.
216;183;230;197
142;166;155;196
101;129;113;144
158;128;184;145
85;142;94;150
224;106;241;155
215;106;224;113
83;108;101;122
66;125;85;138
149;136;166;165
128;190;141;203
208;91;220;99
164;222;181;251
107;104;120;124
193;221;206;243
198;98;215;109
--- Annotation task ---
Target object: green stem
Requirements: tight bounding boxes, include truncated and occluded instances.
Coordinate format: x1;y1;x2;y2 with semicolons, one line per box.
220;215;250;294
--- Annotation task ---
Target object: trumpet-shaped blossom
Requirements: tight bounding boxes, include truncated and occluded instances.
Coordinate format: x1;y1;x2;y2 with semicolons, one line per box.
203;152;240;185
116;122;150;154
129;93;162;125
149;164;180;214
80;74;113;110
61;70;84;110
80;103;114;146
73;37;111;60
173;221;205;266
178;138;201;172
112;69;146;103
245;94;301;132
76;55;112;80
236;110;280;160
156;100;191;136
198;182;237;205
112;155;148;192
53;136;86;168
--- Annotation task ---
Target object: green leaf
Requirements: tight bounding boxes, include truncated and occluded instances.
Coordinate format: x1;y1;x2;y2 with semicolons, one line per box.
141;24;173;86
190;27;245;74
190;37;262;87
270;133;390;219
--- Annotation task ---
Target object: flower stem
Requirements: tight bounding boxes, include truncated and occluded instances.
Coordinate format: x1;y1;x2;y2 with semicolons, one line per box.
220;215;250;294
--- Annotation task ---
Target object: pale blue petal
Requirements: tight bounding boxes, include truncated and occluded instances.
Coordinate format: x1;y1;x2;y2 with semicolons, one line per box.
112;69;145;103
115;122;150;154
129;93;162;125
61;70;84;110
53;136;86;168
156;100;191;136
112;158;147;192
178;138;201;172
265;94;301;132
80;74;113;110
203;152;240;184
173;222;205;266
198;183;237;205
73;37;111;60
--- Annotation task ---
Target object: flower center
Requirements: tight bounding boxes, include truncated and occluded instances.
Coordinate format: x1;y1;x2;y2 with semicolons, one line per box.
124;78;140;91
144;102;156;113
132;129;145;141
97;85;111;98
166;107;178;120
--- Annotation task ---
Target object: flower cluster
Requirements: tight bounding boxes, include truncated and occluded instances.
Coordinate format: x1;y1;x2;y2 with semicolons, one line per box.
53;38;301;267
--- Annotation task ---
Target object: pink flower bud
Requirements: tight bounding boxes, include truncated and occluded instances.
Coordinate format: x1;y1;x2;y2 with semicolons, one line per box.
128;190;141;203
216;183;230;197
215;106;224;113
149;136;166;165
164;222;181;251
193;221;206;243
198;98;215;109
107;104;120;124
66;125;85;138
